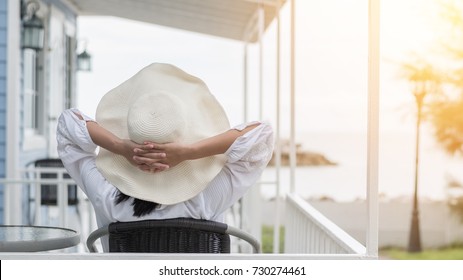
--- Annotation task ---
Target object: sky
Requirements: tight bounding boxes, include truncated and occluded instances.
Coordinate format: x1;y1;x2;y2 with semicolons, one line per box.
75;0;463;202
76;0;443;135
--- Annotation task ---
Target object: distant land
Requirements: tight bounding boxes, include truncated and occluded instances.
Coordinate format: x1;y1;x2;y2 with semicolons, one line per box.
268;140;337;166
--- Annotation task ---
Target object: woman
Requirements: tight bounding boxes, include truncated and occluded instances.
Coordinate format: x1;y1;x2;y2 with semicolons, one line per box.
57;63;274;251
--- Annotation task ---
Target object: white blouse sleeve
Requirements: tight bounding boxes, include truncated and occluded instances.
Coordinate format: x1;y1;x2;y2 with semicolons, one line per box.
201;122;274;217
56;108;98;193
57;109;128;225
225;121;274;170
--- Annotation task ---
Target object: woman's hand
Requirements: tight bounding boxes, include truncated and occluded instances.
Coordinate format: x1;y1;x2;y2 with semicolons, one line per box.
120;140;169;172
133;142;191;170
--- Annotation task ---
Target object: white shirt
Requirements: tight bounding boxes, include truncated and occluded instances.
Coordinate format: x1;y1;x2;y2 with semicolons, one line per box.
56;108;274;251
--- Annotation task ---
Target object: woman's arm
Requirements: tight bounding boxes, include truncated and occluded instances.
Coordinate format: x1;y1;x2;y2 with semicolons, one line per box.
132;123;260;170
189;123;260;159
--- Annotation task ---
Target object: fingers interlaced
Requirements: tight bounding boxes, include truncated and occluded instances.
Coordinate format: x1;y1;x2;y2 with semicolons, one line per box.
134;148;165;154
137;163;169;173
133;142;169;174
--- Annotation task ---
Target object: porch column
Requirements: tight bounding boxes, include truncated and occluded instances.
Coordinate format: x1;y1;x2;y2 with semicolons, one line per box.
243;43;248;122
289;0;296;194
366;0;380;257
273;0;282;254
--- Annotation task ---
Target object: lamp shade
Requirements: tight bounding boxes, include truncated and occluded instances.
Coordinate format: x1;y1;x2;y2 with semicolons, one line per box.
21;14;44;50
77;50;92;71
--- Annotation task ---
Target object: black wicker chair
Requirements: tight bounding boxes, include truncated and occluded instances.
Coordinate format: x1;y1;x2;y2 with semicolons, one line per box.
86;218;260;253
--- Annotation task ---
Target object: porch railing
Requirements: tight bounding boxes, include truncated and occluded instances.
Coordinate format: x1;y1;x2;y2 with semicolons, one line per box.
3;171;370;257
0;167;95;252
284;193;366;257
1;168;79;226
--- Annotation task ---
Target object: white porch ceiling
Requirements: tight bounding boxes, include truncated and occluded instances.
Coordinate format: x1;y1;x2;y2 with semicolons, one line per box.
66;0;285;42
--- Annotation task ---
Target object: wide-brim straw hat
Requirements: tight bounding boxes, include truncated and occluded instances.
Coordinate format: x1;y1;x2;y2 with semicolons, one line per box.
95;63;230;205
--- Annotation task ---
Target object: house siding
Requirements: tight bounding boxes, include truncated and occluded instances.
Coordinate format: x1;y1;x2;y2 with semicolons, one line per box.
21;0;76;161
0;0;8;223
0;0;78;224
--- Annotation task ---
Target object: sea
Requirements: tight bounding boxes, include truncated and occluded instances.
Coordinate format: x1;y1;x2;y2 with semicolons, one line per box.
259;129;463;202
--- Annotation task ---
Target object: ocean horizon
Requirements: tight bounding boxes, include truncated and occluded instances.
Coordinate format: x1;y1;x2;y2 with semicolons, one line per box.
260;129;463;202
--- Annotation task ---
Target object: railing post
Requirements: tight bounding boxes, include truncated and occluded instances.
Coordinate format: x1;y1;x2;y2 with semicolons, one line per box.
34;169;41;225
57;170;68;227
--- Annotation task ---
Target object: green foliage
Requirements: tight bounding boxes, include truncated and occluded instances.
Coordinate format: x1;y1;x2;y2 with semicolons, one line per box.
380;244;463;260
426;0;463;156
261;225;285;254
429;99;463;155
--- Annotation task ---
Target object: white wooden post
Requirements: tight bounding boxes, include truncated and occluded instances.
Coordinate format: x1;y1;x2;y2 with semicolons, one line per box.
366;0;380;258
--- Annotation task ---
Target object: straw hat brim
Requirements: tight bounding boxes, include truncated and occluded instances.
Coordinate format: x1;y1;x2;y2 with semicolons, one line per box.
95;63;230;205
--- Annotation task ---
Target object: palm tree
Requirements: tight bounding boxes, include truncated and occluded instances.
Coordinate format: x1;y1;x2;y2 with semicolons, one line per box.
428;0;463;156
429;99;463;156
398;59;442;253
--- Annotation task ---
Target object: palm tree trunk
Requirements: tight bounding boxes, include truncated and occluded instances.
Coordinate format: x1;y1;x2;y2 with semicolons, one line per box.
408;99;423;252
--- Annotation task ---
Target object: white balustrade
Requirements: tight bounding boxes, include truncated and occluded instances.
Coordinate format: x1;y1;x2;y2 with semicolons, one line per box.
285;193;366;256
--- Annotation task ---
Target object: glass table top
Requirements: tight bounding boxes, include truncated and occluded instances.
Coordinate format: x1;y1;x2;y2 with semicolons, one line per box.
0;225;80;252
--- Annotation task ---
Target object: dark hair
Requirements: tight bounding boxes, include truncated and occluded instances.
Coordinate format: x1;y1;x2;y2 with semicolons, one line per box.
115;191;161;217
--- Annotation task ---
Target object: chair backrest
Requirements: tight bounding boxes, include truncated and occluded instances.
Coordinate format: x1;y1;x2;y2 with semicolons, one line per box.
108;218;231;253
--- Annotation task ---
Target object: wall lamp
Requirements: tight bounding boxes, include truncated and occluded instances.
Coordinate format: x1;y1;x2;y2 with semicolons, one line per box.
21;0;45;51
77;40;92;72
